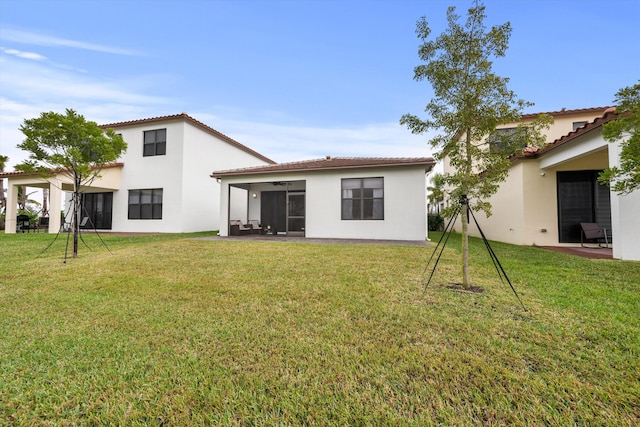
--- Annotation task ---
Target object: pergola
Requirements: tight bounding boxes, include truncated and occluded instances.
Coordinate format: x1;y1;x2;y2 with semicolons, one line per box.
2;164;123;234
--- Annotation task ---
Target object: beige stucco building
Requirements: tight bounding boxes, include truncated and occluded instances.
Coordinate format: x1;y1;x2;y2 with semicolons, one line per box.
444;107;640;261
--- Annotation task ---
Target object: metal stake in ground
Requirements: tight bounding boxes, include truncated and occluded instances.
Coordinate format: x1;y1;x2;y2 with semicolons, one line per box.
421;195;527;311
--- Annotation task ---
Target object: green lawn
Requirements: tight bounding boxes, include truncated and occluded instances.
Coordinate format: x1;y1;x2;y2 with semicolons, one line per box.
1;232;638;426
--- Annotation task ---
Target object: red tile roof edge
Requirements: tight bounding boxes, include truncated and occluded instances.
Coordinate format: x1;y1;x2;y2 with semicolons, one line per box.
0;162;124;178
512;107;619;161
100;113;276;165
520;106;613;120
211;156;435;178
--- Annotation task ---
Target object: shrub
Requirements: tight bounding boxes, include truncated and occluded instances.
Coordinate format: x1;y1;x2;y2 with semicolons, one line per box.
428;212;444;231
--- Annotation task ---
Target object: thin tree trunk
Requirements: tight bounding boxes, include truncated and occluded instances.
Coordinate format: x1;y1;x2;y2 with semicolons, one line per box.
462;129;472;289
18;186;27;210
73;191;79;258
461;203;470;288
42;188;49;217
0;177;5;213
72;176;80;258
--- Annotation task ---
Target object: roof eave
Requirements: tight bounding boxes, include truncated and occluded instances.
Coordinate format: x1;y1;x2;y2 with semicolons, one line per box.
211;160;435;179
0;162;125;178
101;113;276;165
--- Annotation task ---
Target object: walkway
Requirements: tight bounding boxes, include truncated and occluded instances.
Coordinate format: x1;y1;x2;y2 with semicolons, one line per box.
538;246;613;260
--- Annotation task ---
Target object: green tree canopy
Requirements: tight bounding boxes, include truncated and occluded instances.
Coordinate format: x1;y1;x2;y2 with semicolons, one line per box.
0;154;8;214
598;82;640;194
427;172;445;208
16;109;126;257
17;109;126;184
400;2;551;288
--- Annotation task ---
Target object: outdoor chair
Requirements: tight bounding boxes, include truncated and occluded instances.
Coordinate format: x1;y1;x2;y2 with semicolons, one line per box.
247;219;262;234
36;217;49;233
17;214;31;233
229;220;253;236
580;222;610;248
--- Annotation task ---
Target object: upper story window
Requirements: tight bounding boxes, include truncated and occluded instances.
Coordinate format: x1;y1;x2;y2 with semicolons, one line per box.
342;178;384;220
143;129;166;156
572;121;587;131
489;127;519;154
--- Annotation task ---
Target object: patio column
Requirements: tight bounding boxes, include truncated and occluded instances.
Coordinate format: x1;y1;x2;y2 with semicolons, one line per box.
5;183;19;234
48;179;62;233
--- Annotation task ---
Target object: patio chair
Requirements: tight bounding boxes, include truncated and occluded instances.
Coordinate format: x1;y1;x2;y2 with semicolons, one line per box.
247;219;262;234
229;219;252;236
17;214;31;233
36;217;49;233
580;223;610;248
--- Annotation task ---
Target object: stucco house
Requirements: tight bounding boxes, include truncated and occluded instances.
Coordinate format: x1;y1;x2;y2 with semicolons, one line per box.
2;113;274;234
444;107;640;261
212;156;435;242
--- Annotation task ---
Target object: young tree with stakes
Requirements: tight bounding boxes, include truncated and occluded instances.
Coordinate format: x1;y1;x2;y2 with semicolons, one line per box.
16;109;127;258
401;2;551;289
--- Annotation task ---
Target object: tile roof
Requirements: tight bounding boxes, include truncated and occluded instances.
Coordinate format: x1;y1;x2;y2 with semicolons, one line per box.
211;156;435;178
514;107;619;160
100;113;275;164
520;106;613;120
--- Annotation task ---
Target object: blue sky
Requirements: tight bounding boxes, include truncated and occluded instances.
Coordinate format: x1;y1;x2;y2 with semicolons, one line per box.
1;0;639;171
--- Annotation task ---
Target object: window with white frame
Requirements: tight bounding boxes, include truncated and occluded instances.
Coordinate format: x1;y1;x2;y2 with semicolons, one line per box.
143;129;166;156
341;178;384;220
488;127;518;153
572;121;587;131
128;189;163;219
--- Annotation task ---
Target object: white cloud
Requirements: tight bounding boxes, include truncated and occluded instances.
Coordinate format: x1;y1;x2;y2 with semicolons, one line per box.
0;35;439;172
1;28;140;56
195;112;437;164
0;57;167;105
0;47;46;61
0;55;171;170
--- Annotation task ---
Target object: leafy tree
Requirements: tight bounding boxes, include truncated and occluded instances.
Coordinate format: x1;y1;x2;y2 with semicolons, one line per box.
16;109;126;258
400;2;551;288
598;82;640;194
18;186;40;211
0;154;7;229
0;154;7;214
427;172;445;214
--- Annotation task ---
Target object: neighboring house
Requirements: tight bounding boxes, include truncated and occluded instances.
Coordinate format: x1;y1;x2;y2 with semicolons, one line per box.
2;113;274;234
444;107;640;261
212;156;435;242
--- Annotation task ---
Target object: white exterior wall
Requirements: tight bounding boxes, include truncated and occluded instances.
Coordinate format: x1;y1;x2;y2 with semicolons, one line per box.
108;118;270;233
180;121;269;232
609;139;640;261
219;166;428;241
307;167;426;241
111;121;186;233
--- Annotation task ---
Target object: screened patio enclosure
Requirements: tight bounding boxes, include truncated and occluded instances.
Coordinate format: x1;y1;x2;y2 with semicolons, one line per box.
226;180;306;236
